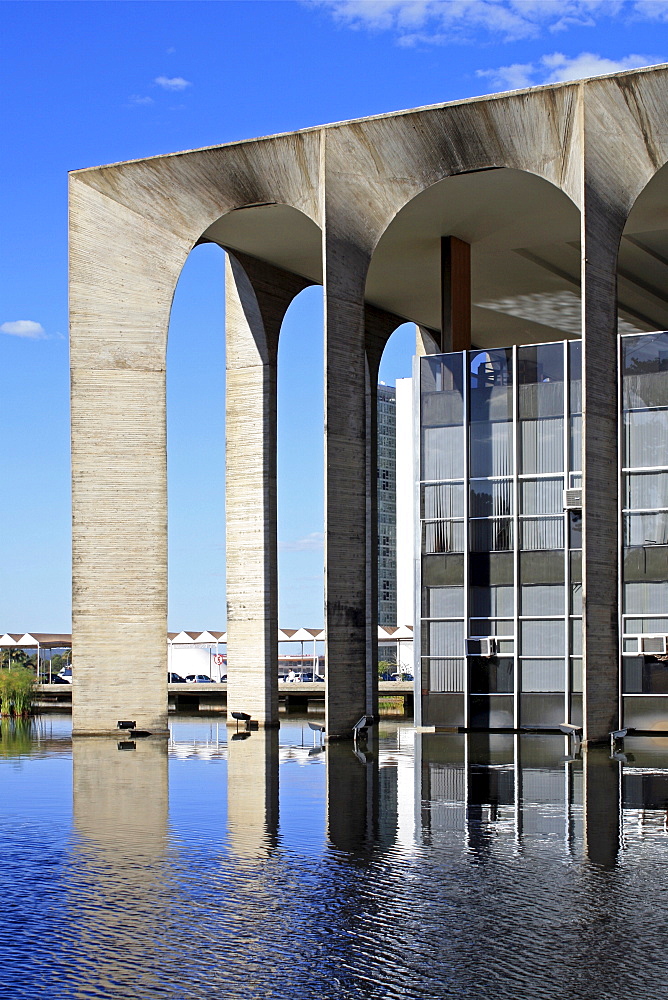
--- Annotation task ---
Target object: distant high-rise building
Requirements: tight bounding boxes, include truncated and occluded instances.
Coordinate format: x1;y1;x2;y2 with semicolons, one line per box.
378;385;397;625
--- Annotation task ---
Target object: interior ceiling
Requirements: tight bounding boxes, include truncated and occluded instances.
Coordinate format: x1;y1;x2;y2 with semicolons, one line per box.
203;165;668;350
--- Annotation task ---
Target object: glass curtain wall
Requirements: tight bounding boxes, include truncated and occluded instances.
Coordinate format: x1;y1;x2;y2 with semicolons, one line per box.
419;340;582;730
621;332;668;730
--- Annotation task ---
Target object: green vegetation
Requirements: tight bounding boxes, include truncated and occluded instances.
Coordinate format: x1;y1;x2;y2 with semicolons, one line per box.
378;659;395;678
0;719;34;756
0;667;36;717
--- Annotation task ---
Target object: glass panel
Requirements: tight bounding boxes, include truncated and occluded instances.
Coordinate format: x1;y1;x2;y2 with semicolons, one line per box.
521;659;565;692
569;340;582;391
423;425;464;481
518;342;564;386
521;620;566;656
520;550;565;585
424;586;464;618
470;585;514;617
623;658;642;694
622;332;668;409
521;694;564;727
469;348;513;391
428;659;465;693
470;422;513;478
625;513;668;546
421;353;465;398
470;478;512;517
520;417;564;474
570;582;582;614
422;553;464;587
469;658;514;694
571;658;582;693
623;581;668;615
570;619;582;655
422;693;465;728
569;511;582;548
518;382;564;419
622;659;668;695
521;583;565;616
625;471;668;511
624;617;668;634
569;414;582;473
623;695;668;731
624;410;668;468
468;619;514;636
423;482;464;518
469;696;514;729
426;621;465;657
423;520;465;553
521;478;562;515
520;517;564;550
470;519;513;551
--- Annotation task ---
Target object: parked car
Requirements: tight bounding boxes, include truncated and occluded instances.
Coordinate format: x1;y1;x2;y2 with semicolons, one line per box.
57;667;73;684
391;672;413;682
185;673;215;683
167;672;186;683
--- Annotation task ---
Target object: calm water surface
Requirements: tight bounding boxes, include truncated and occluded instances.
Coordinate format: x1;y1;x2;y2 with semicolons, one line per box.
2;714;668;999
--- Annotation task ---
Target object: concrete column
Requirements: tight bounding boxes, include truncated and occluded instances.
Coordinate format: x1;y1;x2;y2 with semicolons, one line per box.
581;197;625;744
441;236;471;352
69;177;189;736
225;252;311;727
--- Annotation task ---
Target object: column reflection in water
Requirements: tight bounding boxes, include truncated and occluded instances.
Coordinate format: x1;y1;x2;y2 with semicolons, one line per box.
326;743;384;854
226;728;279;857
71;736;170;996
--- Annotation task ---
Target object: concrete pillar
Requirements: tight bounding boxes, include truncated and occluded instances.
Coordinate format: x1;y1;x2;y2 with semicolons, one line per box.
323;248;369;738
69;177;189;736
441;236;471;352
225;252;311;727
581;198;625;744
227;728;279;857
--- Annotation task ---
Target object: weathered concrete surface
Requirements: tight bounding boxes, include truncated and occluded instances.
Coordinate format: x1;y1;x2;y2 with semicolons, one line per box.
68;65;668;738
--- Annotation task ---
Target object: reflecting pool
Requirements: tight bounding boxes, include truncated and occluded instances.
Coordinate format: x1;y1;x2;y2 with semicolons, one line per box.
2;715;668;998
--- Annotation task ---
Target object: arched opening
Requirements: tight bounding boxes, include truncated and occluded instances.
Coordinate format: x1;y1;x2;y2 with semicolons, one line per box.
617;160;668;732
366;167;585;730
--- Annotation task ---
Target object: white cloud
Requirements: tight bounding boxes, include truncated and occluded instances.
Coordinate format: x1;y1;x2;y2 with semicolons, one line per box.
129;94;154;106
154;75;192;91
309;1;668;44
0;320;47;339
477;50;660;89
279;532;324;552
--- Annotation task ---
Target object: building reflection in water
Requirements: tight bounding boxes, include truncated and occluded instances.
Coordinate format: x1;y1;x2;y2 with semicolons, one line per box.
226;727;279;857
70;736;170;997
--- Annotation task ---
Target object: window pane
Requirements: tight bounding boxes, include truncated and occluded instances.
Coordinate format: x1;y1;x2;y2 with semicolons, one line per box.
428;659;465;693
423;425;464;480
423;482;464;518
520;417;564;474
623;581;668;615
625;472;668;511
468;619;514;636
470;478;512;517
518;342;564;387
520;550;564;585
569;414;582;473
425;621;465;656
470;551;514;585
521;620;565;656
471;519;513;551
470;422;513;477
422;553;464;587
423;520;465;553
424;586;464;618
623;332;668;409
521;584;565;616
521;478;562;515
421;354;465;397
624;410;668;468
520;517;564;550
570;619;582;655
521;659;565;692
470;585;514;617
470;658;514;694
625;513;668;546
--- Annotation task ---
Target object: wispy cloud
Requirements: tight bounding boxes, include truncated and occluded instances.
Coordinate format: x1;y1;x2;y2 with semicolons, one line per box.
477;50;660;90
309;1;668;45
129;94;154;106
154;75;192;91
1;320;47;340
279;532;324;552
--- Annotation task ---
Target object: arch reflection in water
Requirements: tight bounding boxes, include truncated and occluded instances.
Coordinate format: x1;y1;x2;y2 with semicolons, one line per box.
70;737;170;996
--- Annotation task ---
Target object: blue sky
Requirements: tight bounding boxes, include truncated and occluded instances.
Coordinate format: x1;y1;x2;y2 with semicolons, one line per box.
1;0;666;632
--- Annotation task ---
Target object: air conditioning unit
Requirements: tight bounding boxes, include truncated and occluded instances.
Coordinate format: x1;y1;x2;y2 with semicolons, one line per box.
466;637;496;657
563;488;582;511
640;635;668;655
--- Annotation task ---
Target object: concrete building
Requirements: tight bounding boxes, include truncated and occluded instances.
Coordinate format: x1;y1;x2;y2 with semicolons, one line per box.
377;384;397;626
69;64;668;741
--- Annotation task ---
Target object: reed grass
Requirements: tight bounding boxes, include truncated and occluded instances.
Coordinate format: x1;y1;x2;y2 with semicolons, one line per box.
0;667;36;718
